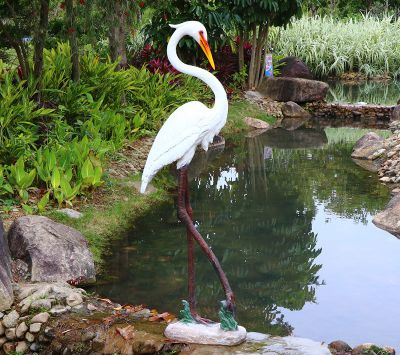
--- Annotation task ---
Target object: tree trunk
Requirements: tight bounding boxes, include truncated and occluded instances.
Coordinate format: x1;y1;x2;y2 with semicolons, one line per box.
238;29;244;71
33;0;50;82
65;0;80;82
13;41;30;79
254;26;269;89
247;24;258;89
108;0;127;69
247;24;269;89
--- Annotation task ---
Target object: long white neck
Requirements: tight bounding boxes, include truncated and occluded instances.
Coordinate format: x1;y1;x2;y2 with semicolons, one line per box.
167;29;228;116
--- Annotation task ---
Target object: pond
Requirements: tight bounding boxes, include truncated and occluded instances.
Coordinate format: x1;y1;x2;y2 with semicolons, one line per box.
326;80;400;105
93;127;400;349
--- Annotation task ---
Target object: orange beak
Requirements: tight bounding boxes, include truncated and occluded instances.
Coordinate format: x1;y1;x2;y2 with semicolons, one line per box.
199;32;215;70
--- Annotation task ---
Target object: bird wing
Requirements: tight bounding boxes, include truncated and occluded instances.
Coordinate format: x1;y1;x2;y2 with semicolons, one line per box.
141;101;212;190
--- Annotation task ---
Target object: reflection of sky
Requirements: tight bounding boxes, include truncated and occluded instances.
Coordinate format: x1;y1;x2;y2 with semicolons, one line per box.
215;167;239;191
281;203;400;350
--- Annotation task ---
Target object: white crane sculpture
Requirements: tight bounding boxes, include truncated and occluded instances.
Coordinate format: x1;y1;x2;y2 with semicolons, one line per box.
141;21;236;327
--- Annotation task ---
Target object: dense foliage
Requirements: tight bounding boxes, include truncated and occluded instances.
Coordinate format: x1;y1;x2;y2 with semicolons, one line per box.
0;43;209;211
272;15;400;78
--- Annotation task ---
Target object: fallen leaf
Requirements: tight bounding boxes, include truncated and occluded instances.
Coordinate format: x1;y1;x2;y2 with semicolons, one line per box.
123;304;145;313
116;325;135;340
149;312;176;323
98;298;114;305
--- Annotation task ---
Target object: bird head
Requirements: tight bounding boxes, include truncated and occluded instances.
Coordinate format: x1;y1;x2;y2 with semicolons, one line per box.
169;21;215;70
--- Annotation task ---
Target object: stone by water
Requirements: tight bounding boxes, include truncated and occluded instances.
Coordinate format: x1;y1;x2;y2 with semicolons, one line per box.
165;321;247;346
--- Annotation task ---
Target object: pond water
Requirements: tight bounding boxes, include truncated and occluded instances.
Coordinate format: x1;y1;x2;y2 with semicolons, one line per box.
93;127;400;349
326;80;400;105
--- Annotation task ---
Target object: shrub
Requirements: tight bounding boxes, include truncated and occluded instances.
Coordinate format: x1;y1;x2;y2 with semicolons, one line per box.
0;42;210;210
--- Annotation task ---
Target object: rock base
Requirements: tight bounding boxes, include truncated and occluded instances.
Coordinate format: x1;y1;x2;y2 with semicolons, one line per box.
164;321;247;346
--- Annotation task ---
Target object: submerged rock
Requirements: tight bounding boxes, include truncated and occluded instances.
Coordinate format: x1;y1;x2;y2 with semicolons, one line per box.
8;216;95;283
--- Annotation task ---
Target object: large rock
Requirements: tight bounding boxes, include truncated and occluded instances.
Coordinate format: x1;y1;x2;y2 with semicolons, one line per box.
279;101;312;130
258;77;329;103
373;194;400;238
0;219;13;311
8;216;96;283
351;132;385;160
278;56;313;79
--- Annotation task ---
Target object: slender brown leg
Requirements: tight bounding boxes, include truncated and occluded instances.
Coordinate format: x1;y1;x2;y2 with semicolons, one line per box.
178;166;236;317
183;168;196;317
182;168;214;324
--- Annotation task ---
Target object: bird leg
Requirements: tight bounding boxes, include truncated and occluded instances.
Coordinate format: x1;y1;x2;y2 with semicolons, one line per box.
177;166;236;323
181;167;214;325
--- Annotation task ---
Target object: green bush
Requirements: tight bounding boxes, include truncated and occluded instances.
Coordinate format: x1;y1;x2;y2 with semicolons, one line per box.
0;42;209;211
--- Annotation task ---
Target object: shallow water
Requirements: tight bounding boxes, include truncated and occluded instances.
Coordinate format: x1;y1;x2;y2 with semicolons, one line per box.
327;80;400;105
94;128;400;349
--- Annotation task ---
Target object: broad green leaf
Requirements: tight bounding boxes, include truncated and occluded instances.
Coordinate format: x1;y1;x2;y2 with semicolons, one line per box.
37;192;50;213
81;158;94;180
51;167;61;189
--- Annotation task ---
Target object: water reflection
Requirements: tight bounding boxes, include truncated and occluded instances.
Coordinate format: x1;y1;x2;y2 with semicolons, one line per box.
327;80;400;105
94;128;398;347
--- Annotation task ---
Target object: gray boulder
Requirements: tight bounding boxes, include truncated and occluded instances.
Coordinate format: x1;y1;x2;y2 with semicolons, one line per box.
279;101;312;131
0;219;13;311
351;132;384;160
278;56;313;79
373;194;400;238
258;77;329;103
8;216;95;283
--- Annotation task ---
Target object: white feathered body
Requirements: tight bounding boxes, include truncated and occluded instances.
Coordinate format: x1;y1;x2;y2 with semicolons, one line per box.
140;21;228;194
140;101;227;193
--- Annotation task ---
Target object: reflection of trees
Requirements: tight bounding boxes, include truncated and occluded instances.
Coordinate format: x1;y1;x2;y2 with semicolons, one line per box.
93;128;389;336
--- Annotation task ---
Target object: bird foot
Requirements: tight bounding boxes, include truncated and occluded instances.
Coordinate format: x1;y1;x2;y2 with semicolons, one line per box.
191;312;215;325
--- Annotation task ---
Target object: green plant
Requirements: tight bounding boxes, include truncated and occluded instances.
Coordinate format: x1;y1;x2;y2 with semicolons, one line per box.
0;61;54;164
37;191;50;213
272;15;400;78
80;157;103;188
7;157;36;203
0;166;13;197
231;64;248;90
